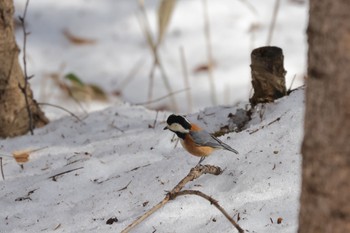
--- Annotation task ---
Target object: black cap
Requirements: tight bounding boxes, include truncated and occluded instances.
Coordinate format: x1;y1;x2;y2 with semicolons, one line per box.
166;114;191;130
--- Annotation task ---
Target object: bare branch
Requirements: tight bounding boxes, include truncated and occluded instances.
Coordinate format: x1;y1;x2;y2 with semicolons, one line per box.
172;190;244;233
18;0;34;135
120;165;246;233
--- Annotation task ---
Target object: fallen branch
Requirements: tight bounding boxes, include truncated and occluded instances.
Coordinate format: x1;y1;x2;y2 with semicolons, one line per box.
15;188;38;201
171;190;244;233
117;180;132;192
48;167;84;181
121;164;244;233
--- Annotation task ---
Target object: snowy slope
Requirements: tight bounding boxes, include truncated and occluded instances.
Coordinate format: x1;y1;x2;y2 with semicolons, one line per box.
0;88;304;233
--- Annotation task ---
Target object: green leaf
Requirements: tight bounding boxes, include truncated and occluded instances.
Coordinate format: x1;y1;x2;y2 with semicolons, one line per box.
64;73;85;87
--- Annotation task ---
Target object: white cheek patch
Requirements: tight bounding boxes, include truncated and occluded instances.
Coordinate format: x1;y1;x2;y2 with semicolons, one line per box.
168;123;190;133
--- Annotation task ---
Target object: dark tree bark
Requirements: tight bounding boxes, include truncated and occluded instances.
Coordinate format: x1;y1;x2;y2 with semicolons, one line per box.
249;46;287;106
0;0;48;137
299;0;350;232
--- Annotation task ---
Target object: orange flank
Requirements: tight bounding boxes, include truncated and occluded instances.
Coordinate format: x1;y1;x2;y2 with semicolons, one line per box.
181;134;214;157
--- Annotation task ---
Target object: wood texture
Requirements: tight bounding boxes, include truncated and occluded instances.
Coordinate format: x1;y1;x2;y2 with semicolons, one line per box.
299;0;350;232
0;0;48;137
250;46;287;106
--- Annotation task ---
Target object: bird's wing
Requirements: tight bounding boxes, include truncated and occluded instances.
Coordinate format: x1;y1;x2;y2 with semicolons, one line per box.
189;130;239;154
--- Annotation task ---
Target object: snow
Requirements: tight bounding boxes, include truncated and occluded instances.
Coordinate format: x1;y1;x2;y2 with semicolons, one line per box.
1;0;307;232
0;88;304;233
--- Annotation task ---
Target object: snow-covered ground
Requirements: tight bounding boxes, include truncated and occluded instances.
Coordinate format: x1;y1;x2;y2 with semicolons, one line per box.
1;88;304;233
1;0;307;232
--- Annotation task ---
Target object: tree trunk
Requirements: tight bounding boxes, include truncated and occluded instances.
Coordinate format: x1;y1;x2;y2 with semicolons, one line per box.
299;0;350;232
0;0;48;137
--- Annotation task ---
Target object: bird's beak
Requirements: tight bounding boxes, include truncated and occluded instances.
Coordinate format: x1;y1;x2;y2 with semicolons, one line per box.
163;126;168;130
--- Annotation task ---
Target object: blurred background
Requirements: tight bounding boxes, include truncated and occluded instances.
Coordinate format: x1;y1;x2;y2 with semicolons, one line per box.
13;0;307;119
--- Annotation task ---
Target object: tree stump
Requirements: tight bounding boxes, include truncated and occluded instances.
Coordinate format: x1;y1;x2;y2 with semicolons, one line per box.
249;46;287;106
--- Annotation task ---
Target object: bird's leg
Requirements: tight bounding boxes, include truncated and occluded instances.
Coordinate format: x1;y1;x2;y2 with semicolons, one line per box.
197;156;206;165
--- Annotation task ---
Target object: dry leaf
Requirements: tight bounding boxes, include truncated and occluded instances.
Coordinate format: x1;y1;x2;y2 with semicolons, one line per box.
277;217;283;224
12;147;47;164
63;29;96;45
65;73;107;101
12;150;31;164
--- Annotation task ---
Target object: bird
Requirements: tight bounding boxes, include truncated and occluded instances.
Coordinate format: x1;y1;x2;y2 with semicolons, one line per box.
163;114;239;164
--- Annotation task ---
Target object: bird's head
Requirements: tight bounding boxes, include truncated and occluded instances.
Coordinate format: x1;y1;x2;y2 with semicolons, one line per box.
163;114;191;134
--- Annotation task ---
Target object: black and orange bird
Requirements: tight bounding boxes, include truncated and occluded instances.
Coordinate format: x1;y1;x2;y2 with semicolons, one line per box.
164;114;239;164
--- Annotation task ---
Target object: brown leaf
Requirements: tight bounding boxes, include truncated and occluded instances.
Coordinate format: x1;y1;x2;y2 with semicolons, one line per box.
12;150;30;164
63;29;96;45
277;217;283;224
12;147;47;164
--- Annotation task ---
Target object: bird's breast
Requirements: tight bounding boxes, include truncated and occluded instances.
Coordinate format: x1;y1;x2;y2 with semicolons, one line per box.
180;135;214;157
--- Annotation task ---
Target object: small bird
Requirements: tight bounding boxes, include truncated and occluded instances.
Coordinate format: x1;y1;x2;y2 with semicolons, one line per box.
164;114;238;164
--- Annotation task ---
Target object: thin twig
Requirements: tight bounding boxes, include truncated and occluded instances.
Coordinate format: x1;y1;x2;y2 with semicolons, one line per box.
135;88;189;106
48;69;88;115
147;60;157;104
238;0;258;15
117;180;132;192
173;190;244;233
65;85;88;115
266;0;281;45
287;74;297;93
0;157;4;180
48;167;84;181
149;111;159;129
137;2;179;111
18;0;34;135
203;0;217;106
179;47;192;113
121;165;228;233
38;102;82;122
110;120;125;133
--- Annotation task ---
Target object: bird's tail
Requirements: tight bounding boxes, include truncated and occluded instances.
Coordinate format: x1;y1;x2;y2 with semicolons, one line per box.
211;136;239;154
220;142;239;154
